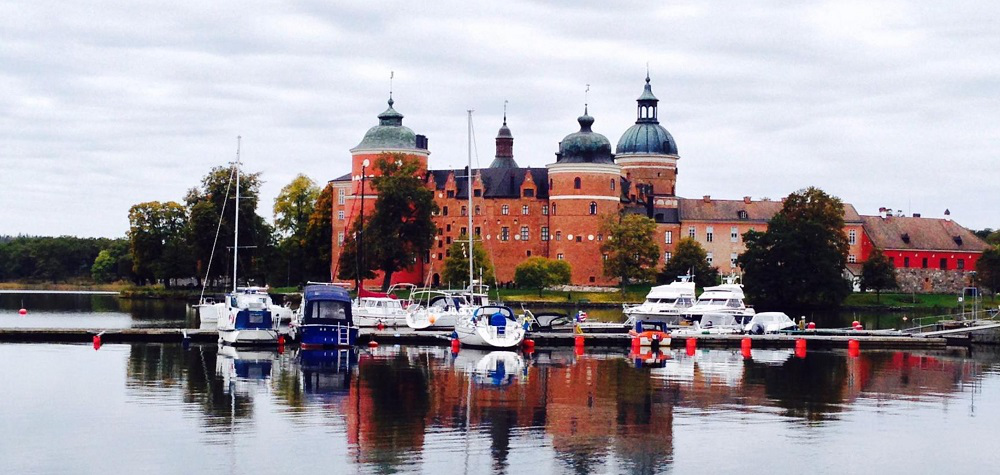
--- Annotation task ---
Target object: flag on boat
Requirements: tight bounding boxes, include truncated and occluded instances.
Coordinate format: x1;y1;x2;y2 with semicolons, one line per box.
576;310;587;322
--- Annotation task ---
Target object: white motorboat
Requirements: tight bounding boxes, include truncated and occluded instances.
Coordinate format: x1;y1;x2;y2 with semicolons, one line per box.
623;275;696;326
454;304;526;349
685;277;755;324
672;313;744;336
405;290;472;330
744;312;796;334
354;297;409;327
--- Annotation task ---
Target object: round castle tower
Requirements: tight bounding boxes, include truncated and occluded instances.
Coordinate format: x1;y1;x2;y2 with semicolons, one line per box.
615;75;679;197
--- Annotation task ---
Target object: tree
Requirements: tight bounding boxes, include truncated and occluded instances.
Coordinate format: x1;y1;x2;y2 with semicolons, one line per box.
91;239;133;283
272;174;320;286
335;220;376;282
441;234;495;288
514;257;572;296
976;246;1000;295
860;249;897;302
128;201;193;287
737;187;851;309
659;238;720;289
341;153;437;290
303;183;335;282
600;213;660;289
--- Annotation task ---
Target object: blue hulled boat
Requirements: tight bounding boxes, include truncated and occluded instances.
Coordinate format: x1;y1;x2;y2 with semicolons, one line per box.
291;284;358;348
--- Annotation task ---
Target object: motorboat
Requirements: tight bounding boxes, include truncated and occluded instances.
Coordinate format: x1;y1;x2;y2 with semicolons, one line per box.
521;308;632;334
623;275;696;326
685;277;755;324
215;287;280;346
629;320;671;349
673;313;744;336
454;304;526;349
290;284;358;348
352;283;416;328
405;290;472;330
744;312;796;334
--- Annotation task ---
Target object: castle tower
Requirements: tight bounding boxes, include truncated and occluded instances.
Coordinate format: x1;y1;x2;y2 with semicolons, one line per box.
546;107;622;285
615;75;679;197
489;112;517;169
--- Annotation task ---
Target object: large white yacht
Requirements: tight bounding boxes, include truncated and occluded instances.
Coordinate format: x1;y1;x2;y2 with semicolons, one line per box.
623;275;696;326
684;277;755;324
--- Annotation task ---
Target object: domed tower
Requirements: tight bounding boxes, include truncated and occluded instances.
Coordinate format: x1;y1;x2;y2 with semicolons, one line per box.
489;112;517;168
546;107;622;284
615;75;679;196
349;96;430;185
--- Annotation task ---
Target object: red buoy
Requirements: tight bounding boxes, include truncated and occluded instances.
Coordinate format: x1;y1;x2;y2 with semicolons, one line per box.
854;323;863;331
368;340;379;348
851;320;860;328
376;321;385;331
795;338;807;359
575;335;585;347
522;338;535;351
451;338;461;353
848;339;860;358
807;322;816;330
19;308;27;315
92;335;102;350
741;337;752;351
631;337;641;353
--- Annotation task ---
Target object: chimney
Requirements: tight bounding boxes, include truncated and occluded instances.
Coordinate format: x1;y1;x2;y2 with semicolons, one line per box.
415;134;428;150
879;207;888;219
912;213;921;218
743;196;751;204
703;195;711;203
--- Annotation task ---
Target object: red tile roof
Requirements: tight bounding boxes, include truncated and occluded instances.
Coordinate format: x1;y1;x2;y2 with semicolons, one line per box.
678;198;862;224
861;216;990;252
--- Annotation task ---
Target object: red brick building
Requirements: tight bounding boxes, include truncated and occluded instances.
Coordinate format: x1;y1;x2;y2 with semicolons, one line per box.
329;78;988;290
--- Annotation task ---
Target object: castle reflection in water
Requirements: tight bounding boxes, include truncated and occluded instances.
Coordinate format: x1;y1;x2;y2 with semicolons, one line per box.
124;343;991;473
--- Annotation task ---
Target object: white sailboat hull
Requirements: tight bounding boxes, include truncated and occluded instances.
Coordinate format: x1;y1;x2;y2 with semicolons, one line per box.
455;321;525;348
406;309;463;330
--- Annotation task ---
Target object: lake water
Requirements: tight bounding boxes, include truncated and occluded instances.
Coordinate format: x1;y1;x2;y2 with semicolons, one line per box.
2;342;999;474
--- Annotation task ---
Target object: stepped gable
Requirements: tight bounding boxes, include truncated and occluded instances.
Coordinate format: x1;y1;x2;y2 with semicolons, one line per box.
862;216;989;251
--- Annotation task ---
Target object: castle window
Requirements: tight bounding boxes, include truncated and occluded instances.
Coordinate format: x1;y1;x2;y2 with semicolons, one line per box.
549;179;553;190
438;241;443;248
958;258;965;270
597;233;603;241
589;202;597;215
557;253;564;260
664;252;672;263
922;258;928;268
904;257;910;268
611;179;616;191
475;227;481;236
475;205;481;216
337;232;344;245
688;226;696;239
338;210;345;221
460;227;467;236
940;258;948;270
738;210;748;220
501;205;509;215
526;250;532;257
523;189;534;198
603;254;609;261
443;206;449;216
552;204;557;215
589;276;595;283
706;227;714;243
731;253;738;268
474;189;482;197
849;230;856;245
522;205;529;215
447;190;454;198
446;224;451;232
707;252;713;265
337;189;345;205
848;254;856;263
574;177;581;189
665;231;672;244
542;205;549;215
461;206;467;216
500;227;510;241
520;226;529;241
576;235;582;243
438;253;443;260
446;237;452;244
541;227;550;241
555;231;562;241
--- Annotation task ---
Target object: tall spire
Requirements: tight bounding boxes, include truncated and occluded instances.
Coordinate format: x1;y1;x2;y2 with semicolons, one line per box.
490;104;517;168
636;73;658;124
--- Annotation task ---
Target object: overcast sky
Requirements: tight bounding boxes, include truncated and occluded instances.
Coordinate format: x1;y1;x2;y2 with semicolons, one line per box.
2;0;998;238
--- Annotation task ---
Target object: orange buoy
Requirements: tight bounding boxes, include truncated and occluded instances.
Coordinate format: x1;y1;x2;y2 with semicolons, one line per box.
795;338;807;359
741;337;752;351
19;308;27;315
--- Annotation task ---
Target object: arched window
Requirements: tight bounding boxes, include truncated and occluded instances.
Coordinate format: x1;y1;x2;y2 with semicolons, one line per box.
610;179;616;191
589;201;597;215
475;205;481;216
460;206;467;216
552;203;557;215
574;177;581;189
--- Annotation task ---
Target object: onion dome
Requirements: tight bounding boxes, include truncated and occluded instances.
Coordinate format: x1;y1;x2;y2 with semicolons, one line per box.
616;75;678;155
489;114;518;168
352;97;418;151
555;107;614;164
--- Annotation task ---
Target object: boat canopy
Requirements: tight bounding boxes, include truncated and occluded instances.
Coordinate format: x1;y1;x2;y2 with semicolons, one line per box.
699;284;746;299
473;305;515;325
303;285;353;325
645;281;696;300
749;312;793;325
358;288;395;299
700;313;740;328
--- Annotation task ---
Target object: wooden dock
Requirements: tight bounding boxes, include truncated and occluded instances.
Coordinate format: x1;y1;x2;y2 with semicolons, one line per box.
0;326;949;349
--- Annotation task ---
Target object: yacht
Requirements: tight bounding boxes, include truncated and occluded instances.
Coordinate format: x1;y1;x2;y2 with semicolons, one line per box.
672;312;744;336
744;312;796;334
352;283;416;327
454;304;526;349
213;287;280;345
405;290;471;330
290;284;358;347
684;277;755;324
623;275;696;326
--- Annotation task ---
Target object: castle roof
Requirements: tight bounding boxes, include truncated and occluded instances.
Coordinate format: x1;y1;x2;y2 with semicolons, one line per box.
678;198;862;224
555;108;615;165
351;97;420;151
862;216;989;252
428;167;549;199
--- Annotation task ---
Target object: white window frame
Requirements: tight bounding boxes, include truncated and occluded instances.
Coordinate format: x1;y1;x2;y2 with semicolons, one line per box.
665;231;672;244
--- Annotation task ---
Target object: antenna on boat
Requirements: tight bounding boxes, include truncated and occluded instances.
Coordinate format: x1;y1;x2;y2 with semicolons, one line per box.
467;110;474;290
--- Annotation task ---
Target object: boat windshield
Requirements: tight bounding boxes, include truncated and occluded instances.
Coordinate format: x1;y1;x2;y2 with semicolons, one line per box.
306;300;350;324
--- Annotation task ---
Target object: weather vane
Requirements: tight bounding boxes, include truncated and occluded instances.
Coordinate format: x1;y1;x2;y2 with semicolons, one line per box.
585;84;590;113
503;99;508;124
389;71;394;100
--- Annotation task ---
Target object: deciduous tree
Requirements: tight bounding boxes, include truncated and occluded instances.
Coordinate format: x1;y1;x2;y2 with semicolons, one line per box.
514;257;572;296
860;249;897;302
304;183;335;282
737;187;851;309
600;213;660;289
659;238;719;289
441;234;495;288
976;246;1000;295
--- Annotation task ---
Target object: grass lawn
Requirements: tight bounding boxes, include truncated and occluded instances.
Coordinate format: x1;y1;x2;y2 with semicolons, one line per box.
843;292;998;309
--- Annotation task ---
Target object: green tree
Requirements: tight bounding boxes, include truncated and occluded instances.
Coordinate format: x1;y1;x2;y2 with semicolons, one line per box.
128;201;193;287
600;214;660;289
441;234;495;288
859;249;898;302
341;153;437;290
304;184;335;282
976;246;1000;294
514;257;572;296
272;174;319;286
335;220;376;283
91;239;133;283
737;187;851;309
987;231;1000;247
659;238;720;289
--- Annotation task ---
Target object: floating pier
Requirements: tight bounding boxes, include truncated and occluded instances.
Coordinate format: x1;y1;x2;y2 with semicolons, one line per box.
0;326;951;349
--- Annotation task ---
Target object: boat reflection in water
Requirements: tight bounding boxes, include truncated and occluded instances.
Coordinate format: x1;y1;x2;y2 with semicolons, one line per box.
452;349;526;387
299;348;357;400
215;345;277;395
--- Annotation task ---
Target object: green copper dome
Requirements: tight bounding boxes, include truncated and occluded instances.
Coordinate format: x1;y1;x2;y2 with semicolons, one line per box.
352;97;418;151
616;76;678;155
555;108;614;164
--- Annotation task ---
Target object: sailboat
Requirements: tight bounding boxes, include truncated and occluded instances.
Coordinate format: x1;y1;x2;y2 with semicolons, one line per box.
453;110;525;348
195;137;280;346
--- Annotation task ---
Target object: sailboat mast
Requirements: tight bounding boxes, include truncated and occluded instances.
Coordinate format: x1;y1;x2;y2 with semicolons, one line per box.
233;136;241;293
467;110;474;288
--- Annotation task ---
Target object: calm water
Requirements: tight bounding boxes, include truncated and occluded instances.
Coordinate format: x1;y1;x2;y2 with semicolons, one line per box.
2;342;999;474
0;292;191;328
